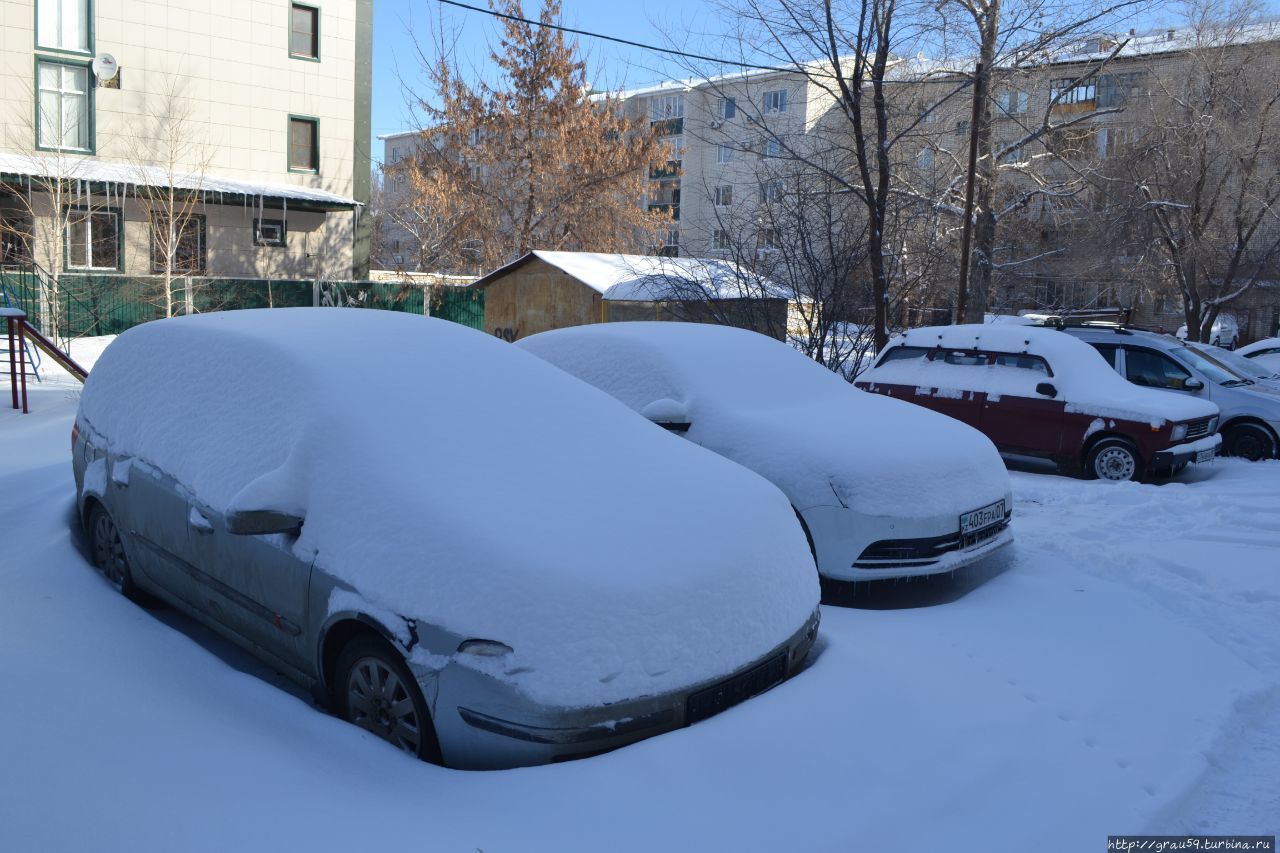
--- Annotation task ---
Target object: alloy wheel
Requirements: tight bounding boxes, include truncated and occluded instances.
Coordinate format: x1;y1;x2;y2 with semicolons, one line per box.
345;657;423;755
92;512;129;590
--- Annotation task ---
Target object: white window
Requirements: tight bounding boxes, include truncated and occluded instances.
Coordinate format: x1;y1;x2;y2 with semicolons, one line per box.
37;0;89;52
714;185;733;207
468;127;482;146
997;90;1029;115
662;135;685;160
390;145;401;163
37;61;90;151
468;164;482;182
658;228;680;257
763;89;788;114
916;149;934;170
760;138;781;159
649;94;685;122
717;144;734;164
66;208;119;270
921;106;939;124
759;179;783;203
714;229;732;250
716;97;737;120
757;227;781;250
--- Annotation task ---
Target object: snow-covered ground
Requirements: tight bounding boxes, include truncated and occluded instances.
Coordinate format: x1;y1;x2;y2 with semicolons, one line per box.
2;339;1277;851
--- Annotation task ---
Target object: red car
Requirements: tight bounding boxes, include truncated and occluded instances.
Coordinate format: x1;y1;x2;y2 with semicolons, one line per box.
855;325;1223;481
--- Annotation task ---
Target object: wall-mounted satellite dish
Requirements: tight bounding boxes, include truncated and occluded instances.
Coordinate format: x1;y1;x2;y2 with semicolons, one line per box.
92;53;118;81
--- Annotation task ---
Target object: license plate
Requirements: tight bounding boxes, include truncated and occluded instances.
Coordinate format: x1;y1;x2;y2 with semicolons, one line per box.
686;653;787;724
1195;448;1214;463
960;500;1006;536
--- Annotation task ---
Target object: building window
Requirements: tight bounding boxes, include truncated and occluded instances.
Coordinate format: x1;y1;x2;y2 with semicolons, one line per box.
151;214;207;274
760;137;781;159
717;144;734;164
955;119;970;136
713;229;732;250
288;117;319;172
66;208;120;271
916;149;934;170
36;60;91;151
759;179;783;203
468;127;482;146
254;218;287;247
390;145;401;163
649;94;684;122
716;97;736;120
996;90;1028;115
1050;78;1097;106
763;89;788;114
289;4;319;60
714;185;733;207
757;227;781;250
1;214;33;263
37;0;90;53
1098;73;1145;107
658;228;680;257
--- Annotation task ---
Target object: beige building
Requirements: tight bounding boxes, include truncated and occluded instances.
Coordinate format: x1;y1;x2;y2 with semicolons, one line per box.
0;0;373;283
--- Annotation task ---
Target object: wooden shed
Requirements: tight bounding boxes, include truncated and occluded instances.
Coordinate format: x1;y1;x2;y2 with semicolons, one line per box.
470;250;792;342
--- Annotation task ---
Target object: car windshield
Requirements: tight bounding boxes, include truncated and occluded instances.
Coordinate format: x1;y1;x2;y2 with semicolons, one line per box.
1171;345;1253;386
1187;344;1279;382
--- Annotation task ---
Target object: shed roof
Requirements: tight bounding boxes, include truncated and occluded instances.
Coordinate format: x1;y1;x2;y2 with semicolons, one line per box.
472;251;790;301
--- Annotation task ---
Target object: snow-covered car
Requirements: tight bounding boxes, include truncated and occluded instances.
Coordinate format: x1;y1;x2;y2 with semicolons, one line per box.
1189;343;1280;390
1176;315;1239;349
857;325;1222;481
72;309;820;770
1237;337;1280;372
1062;326;1280;461
517;322;1013;582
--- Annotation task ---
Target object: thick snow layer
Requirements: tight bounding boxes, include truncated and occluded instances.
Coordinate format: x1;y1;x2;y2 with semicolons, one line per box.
1238;336;1280;359
3;389;1278;851
76;309;818;706
518;322;1010;518
0;152;358;207
866;324;1220;426
486;250;790;300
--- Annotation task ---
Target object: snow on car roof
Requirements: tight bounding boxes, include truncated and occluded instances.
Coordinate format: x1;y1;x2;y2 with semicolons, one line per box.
78;309;817;706
1238;337;1280;357
477;250;790;301
519;322;1012;519
869;324;1219;425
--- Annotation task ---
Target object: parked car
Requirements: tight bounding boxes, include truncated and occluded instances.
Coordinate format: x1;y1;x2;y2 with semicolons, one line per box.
1176;315;1239;349
73;309;820;769
856;325;1221;481
1237;337;1280;372
1060;325;1280;461
518;322;1013;582
1188;342;1280;390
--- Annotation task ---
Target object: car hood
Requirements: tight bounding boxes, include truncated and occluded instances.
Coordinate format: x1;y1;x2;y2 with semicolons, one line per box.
686;390;1011;518
78;310;819;708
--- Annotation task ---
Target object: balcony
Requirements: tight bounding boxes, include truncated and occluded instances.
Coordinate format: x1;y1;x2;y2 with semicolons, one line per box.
649;160;682;180
651;117;684;137
648;203;680;221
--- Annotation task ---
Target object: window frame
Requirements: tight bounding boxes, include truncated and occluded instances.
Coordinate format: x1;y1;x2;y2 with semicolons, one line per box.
34;57;94;153
716;97;736;121
716;144;734;164
713;185;733;207
763;89;788;114
287;114;320;173
149;213;208;275
253;217;288;248
64;205;122;272
35;0;94;56
288;2;321;62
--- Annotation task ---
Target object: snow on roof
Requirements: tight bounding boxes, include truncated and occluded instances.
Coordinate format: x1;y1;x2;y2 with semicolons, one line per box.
476;250;791;301
1052;19;1280;63
78;308;816;707
0;153;359;208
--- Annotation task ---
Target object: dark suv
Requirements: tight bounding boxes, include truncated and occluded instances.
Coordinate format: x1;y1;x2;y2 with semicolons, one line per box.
857;324;1222;481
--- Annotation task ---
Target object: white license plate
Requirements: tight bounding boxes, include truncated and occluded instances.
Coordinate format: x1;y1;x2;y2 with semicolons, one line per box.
960;500;1006;536
1195;448;1214;464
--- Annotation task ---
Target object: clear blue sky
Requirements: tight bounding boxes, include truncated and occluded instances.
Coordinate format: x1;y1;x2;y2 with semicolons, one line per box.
371;0;713;158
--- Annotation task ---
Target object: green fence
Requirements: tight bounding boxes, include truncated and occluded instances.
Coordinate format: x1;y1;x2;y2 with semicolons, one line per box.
0;268;485;341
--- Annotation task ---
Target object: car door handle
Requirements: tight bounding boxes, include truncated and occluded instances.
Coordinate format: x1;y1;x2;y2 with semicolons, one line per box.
188;507;214;534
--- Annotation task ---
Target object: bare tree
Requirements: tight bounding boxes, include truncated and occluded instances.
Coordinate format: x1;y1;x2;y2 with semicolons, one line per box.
1101;2;1280;340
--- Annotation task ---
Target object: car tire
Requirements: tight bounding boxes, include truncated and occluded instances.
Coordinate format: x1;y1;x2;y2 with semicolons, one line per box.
1223;423;1278;461
335;636;443;764
88;504;144;600
1086;438;1144;482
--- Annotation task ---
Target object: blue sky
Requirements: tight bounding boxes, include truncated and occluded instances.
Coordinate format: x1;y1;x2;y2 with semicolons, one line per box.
371;0;712;156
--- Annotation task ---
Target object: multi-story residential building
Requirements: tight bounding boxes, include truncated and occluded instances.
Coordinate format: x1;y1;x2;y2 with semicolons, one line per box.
375;128;420;271
0;0;373;283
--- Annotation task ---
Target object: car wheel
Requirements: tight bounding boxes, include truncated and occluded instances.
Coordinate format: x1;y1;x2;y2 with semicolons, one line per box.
1086;438;1143;482
1223;423;1278;461
88;504;141;598
336;636;442;763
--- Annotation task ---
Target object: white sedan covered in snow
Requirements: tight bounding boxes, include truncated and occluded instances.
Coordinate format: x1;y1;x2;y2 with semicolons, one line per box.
72;309;820;769
518;322;1013;581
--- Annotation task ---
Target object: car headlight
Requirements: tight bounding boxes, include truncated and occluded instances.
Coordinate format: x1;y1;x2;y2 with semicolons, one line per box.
1209;416;1219;433
457;639;514;657
1171;424;1188;441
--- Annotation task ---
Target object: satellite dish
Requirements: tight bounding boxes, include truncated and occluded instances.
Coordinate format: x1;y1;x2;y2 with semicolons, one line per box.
92;53;118;81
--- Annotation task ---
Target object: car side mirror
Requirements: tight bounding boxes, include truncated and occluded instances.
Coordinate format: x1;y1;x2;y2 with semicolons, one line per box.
226;509;304;536
1035;382;1058;398
641;398;691;432
1183;378;1205;391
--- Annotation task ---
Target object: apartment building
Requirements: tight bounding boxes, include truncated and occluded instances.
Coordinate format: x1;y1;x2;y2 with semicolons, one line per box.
0;0;373;282
376;128;419;271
